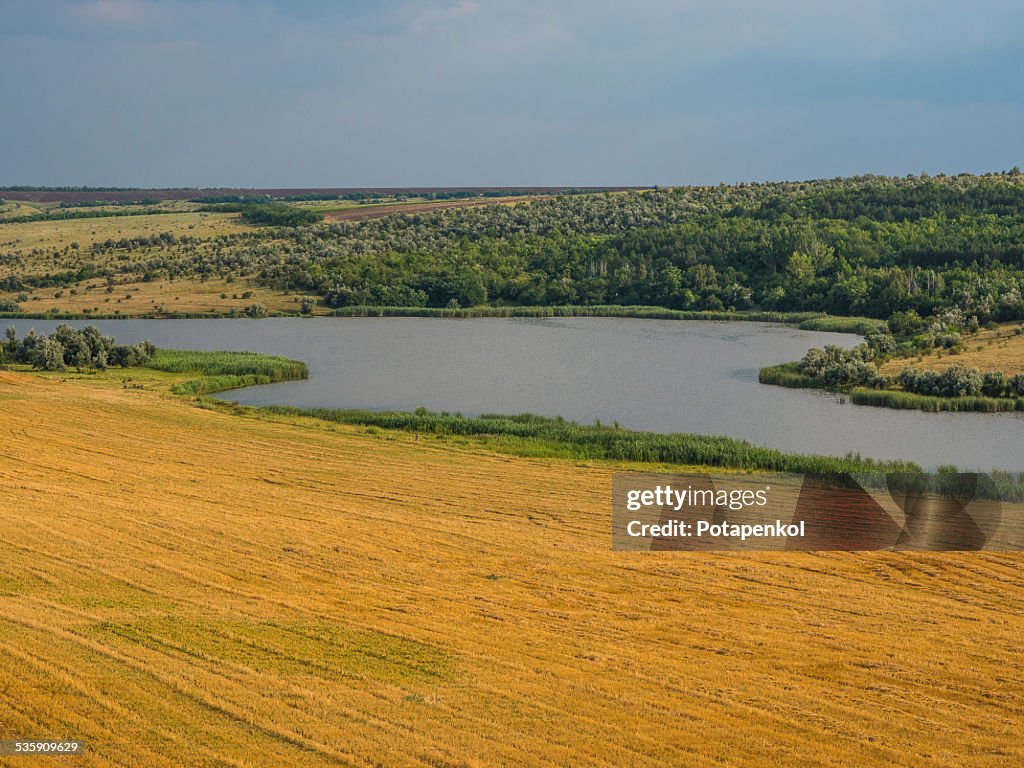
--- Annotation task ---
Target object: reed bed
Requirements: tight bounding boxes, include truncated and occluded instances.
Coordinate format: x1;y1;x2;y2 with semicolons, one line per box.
851;387;1024;413
329;304;831;324
147;349;307;395
758;362;822;388
255;405;920;473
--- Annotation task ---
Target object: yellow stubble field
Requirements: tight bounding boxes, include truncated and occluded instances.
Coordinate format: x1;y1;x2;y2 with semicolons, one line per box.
0;372;1021;767
0;211;247;258
882;323;1024;376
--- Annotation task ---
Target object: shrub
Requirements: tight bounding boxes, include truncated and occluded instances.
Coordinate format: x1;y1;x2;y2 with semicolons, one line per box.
865;331;897;355
1008;374;1024;397
898;364;984;398
797;344;880;388
982;371;1007;398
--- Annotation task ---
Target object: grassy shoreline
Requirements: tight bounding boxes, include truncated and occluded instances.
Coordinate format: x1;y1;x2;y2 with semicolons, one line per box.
145;348;309;395
761;360;1024;413
0;305;879;332
757;362;822;389
235;404;920;474
850;387;1024;413
137;347;916;472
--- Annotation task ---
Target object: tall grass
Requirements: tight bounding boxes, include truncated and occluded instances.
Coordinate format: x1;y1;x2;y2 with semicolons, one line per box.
758;362;821;388
254;406;920;473
170;374;277;396
796;316;886;334
147;349;308;395
329;305;832;324
851;388;1024;413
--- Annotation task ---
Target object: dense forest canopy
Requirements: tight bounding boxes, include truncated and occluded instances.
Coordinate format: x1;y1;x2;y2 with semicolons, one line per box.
4;171;1024;322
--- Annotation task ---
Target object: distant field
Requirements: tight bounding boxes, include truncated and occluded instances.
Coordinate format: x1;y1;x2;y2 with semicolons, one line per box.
14;277;315;316
0;210;246;257
882;322;1024;375
0;371;1021;767
0;201;44;220
1;186;630;203
320;195;538;222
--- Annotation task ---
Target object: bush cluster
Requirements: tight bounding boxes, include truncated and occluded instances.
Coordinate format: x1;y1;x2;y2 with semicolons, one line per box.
1;324;154;371
797;344;892;389
897;364;1024;399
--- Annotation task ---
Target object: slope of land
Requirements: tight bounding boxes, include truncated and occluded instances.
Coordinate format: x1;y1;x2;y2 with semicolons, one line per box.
13;277;308;317
0;371;1021;767
881;322;1024;375
319;195;538;222
5;173;1024;322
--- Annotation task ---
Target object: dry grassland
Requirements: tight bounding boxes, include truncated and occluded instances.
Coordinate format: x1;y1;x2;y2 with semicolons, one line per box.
0;372;1022;767
15;277;315;316
0;212;246;256
882;323;1024;375
0;202;44;221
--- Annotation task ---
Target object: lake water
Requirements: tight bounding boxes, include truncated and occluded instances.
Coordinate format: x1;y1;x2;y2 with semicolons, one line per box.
8;317;1023;471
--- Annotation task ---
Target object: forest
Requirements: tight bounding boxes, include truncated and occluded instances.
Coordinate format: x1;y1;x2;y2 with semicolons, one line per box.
182;172;1024;320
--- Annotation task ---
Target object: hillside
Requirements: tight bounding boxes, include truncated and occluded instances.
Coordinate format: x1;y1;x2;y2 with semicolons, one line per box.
4;172;1024;321
0;371;1021;766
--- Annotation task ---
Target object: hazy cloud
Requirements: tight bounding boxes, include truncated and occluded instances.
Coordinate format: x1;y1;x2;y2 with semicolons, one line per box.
0;1;1021;185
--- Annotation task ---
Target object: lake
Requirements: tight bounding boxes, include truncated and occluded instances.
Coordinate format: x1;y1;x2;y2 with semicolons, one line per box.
9;317;1023;471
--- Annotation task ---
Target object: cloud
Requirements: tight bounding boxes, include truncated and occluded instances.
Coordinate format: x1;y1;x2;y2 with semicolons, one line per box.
78;0;162;25
0;0;1021;185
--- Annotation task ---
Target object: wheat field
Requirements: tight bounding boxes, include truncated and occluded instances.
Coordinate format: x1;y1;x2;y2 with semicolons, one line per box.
0;372;1021;767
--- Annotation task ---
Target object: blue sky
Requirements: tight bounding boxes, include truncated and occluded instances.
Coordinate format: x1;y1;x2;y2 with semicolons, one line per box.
1;0;1022;186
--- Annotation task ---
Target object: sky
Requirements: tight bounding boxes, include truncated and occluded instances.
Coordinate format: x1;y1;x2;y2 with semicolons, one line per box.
1;0;1023;187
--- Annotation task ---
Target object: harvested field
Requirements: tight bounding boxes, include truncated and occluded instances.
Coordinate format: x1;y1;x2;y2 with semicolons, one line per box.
0;211;246;257
882;322;1024;376
0;371;1022;766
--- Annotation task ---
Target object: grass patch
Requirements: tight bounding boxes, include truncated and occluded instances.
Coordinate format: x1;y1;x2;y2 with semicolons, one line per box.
851;388;1024;413
758;362;822;389
796;316;886;334
251;406;920;473
146;349;308;395
329;305;839;325
84;617;452;683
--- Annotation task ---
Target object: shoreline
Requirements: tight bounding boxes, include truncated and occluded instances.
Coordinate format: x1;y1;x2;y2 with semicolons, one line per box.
0;305;882;334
